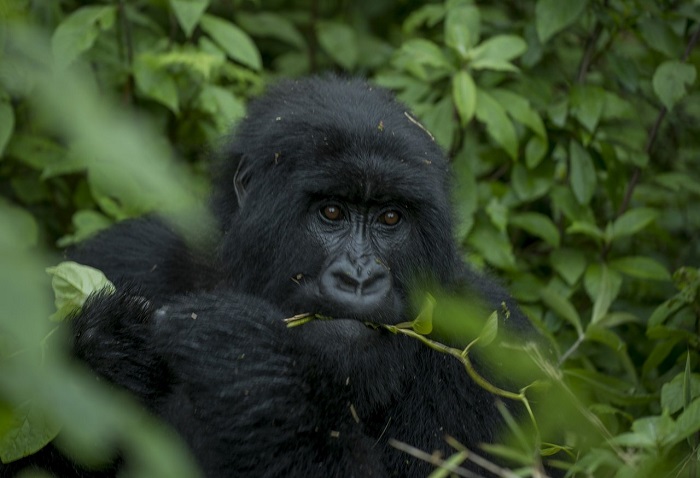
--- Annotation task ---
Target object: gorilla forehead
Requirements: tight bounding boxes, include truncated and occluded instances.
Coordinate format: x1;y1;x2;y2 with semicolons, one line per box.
214;76;455;229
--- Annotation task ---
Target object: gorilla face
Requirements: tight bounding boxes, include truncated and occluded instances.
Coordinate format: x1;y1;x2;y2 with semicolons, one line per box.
218;86;459;339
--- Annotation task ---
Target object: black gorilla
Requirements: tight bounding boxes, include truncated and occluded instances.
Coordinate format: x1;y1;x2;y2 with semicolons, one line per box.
4;76;533;477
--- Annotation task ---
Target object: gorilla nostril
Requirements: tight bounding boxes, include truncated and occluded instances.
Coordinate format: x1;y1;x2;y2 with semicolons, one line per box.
361;270;390;296
335;271;360;292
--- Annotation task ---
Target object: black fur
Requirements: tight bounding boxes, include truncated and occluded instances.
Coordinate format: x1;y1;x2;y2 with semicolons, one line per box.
2;76;533;477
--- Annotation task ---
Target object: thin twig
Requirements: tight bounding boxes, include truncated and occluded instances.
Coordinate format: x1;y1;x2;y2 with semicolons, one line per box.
388;439;484;478
576;21;604;84
617;26;700;217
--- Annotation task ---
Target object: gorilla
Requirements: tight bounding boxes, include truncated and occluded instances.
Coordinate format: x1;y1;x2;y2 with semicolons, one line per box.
3;76;535;477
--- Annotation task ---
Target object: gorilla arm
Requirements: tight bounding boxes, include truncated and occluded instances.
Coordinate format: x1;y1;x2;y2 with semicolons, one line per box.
72;289;388;478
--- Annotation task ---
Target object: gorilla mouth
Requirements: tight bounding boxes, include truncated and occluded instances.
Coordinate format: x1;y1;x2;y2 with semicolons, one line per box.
284;311;380;329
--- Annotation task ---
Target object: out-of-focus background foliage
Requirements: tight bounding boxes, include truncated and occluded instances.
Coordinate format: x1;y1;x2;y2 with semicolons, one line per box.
1;0;699;476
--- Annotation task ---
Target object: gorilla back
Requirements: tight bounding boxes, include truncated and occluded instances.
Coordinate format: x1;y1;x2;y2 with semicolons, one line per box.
3;76;532;477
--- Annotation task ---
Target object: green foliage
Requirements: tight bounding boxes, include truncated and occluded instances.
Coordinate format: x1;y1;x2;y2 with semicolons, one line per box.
46;261;115;322
2;0;700;476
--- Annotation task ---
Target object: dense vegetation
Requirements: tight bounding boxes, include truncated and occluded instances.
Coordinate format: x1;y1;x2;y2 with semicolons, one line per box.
1;0;699;476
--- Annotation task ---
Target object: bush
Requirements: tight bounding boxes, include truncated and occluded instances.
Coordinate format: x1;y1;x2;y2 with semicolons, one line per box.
1;1;699;476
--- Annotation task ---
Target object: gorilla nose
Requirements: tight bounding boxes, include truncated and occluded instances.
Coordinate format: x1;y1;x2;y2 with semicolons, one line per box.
321;257;392;312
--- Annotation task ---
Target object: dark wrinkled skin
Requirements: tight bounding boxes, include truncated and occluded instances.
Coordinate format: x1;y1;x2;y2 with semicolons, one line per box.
1;76;537;478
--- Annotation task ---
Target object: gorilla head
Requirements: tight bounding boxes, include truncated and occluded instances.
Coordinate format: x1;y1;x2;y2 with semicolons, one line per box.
214;77;460;337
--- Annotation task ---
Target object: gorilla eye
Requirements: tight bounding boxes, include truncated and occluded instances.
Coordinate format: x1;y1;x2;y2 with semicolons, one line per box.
321;205;343;221
379;210;401;226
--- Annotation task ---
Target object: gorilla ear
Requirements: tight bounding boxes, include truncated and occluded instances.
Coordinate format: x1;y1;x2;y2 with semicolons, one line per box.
233;156;252;207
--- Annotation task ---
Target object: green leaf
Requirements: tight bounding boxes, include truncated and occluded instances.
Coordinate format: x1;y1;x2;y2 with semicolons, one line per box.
0;99;14;157
477;311;499;347
412;293;436;335
570;85;606;132
585;264;622;325
404;4;445;34
638;17;683;58
51;5;117;69
475;89;518;160
200;14;261;70
420;96;456;151
46;261;116;322
510;212;560;247
317;21;358;70
56;210;112;248
661;372;700;414
0;201;38;249
444;4;480;57
671;398;700;446
609;256;671;281
469;58;519;73
236;12;306;50
511;162;552;201
169;0;209;38
471;35;527;63
566;221;604;242
399;39;453;75
525;136;548;168
539;285;583;334
569;141;596;205
134;54;179;113
535;0;588;43
648;297;686;327
452;70;476;125
611;207;658;240
485;197;508;232
0;401;61;463
467;224;517;271
652;61;697;111
612;413;676;448
550;248;586;285
197;84;245;131
491;89;547;138
585;324;626;352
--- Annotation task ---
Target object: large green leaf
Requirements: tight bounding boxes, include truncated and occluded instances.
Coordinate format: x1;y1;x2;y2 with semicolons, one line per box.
134;54;179;113
539;284;583;334
46;261;115;322
611;208;658;240
199;14;261;70
398;39;453;77
317;21;358;70
445;3;480;57
51;5;116;69
610;256;671;281
585;263;622;325
475;89;518;160
169;0;209;38
511;162;552;201
491;89;546;138
0;401;61;463
510;212;560;247
569;141;596;205
550;248;586;285
236;12;306;50
535;0;588;43
525;136;548;169
452;70;476;125
467;224;517;271
470;35;526;63
570;85;606;132
652;61;697;111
